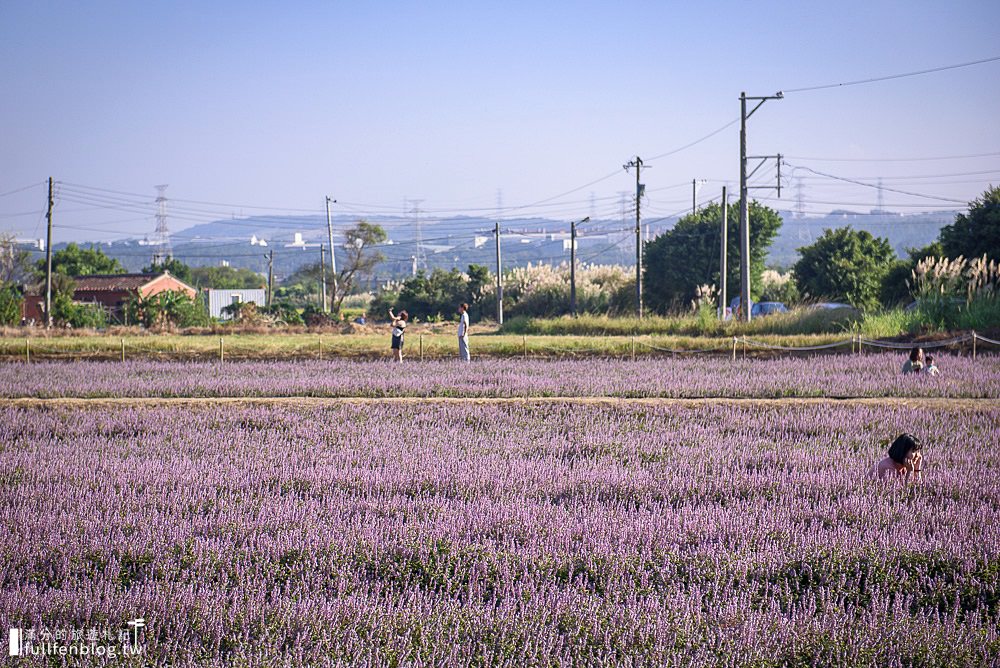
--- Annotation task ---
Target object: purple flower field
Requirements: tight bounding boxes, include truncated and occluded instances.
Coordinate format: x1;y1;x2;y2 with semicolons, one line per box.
2;401;998;666
2;354;999;398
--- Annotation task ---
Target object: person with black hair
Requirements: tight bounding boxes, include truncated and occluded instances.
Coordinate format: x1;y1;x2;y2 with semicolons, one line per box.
388;308;408;363
902;347;925;375
873;433;923;483
925;354;939;376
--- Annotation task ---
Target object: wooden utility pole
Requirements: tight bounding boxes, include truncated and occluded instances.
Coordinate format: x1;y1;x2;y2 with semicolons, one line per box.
266;249;274;307
624;157;644;317
570;216;589;317
325;196;338;310
570;219;577;317
44;177;54;328
320;244;327;310
495;222;503;325
719;186;728;319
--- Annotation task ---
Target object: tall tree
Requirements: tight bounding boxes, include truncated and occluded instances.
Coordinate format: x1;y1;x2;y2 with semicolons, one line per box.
0;234;33;285
643;200;782;313
939;185;1000;261
333;221;386;313
142;257;193;284
794;227;896;311
36;243;124;277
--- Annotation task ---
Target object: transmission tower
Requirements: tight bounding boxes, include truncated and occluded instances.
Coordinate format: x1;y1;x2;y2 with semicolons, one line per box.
876;177;885;214
794;176;805;219
408;198;427;271
151;184;172;266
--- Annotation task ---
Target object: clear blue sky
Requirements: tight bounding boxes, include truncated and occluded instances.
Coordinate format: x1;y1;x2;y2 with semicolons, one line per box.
2;0;999;242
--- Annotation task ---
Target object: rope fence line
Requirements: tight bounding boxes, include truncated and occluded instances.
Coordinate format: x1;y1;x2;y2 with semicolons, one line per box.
3;331;998;362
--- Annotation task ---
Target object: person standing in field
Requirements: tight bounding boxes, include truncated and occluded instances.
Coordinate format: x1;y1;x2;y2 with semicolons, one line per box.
389;308;408;363
457;302;471;362
873;433;923;483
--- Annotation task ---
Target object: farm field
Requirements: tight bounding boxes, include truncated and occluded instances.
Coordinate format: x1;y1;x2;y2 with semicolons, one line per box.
2;357;999;667
2;355;1000;399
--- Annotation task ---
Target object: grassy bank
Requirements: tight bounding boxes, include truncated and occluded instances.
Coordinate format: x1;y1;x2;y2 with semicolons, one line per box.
0;330;888;362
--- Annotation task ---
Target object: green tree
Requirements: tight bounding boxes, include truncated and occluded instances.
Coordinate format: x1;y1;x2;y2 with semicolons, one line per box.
332;221;387;313
1;234;33;285
0;284;22;325
939;186;1000;261
373;264;490;321
880;241;943;307
794;227;896;311
142;257;193;284
37;243;124;277
126;291;209;329
643;200;782;313
189;265;265;289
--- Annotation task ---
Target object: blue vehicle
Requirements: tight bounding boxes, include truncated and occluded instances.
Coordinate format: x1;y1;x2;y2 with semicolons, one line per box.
729;297;787;318
751;301;788;317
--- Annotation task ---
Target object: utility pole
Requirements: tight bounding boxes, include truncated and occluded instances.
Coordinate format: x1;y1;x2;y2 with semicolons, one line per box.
719;186;728;319
692;179;707;215
320;244;326;311
325;196;338;311
624;157;644;317
494;222;503;325
44;177;54;329
570;216;589;317
739;90;783;322
266;249;274;307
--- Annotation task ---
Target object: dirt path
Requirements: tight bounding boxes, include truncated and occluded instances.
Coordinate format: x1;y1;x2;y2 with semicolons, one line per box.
2;396;996;410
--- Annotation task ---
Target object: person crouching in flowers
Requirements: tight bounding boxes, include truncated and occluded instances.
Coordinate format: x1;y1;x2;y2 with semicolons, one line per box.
902;347;924;375
873;433;923;483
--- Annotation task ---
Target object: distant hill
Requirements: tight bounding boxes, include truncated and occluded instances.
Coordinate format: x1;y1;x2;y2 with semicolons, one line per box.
57;207;957;283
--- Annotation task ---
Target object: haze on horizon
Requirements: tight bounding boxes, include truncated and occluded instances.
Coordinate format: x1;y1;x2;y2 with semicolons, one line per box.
2;0;999;245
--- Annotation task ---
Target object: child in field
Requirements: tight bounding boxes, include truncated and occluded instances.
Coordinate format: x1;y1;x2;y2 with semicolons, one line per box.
873;433;923;483
924;355;939;376
902;347;925;375
389;309;408;363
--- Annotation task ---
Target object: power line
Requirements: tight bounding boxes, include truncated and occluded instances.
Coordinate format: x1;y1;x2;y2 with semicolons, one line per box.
783;55;1000;93
784;163;968;204
783;150;1000;163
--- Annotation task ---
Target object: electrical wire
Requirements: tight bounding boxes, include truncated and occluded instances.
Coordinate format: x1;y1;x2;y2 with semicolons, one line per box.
782;55;1000;93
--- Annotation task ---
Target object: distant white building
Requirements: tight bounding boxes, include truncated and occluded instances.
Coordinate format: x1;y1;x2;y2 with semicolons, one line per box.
207;289;267;320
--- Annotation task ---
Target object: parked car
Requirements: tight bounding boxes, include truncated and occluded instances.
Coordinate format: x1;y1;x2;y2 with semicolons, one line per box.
751;301;788;317
727;297;787;318
809;302;854;310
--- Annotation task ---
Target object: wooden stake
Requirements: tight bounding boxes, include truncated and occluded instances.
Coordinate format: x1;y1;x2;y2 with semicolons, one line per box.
732;336;737;361
121;338;125;363
318;336;323;361
419;334;424;361
523;335;527;359
25;338;30;363
219;337;224;362
972;331;977;360
631;336;635;361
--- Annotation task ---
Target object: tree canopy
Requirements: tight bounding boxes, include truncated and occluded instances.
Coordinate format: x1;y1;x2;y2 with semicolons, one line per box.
143;257;193;284
643;200;782;313
939;185;1000;262
794;227;896;311
37;243;124;277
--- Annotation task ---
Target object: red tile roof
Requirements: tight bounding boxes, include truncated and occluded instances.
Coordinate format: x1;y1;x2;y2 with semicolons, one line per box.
72;274;160;291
